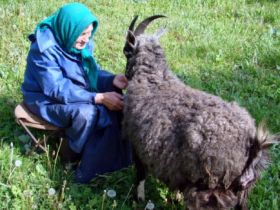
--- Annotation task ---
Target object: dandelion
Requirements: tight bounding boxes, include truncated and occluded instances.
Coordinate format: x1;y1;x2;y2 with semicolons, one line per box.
58;203;63;209
31;204;38;209
23;190;32;197
106;189;117;198
15;160;22;167
9;142;14;178
145;200;155;210
48;188;56;196
101;190;107;210
270;28;278;36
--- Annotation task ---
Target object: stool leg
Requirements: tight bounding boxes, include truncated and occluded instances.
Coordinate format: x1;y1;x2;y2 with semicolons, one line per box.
18;119;48;153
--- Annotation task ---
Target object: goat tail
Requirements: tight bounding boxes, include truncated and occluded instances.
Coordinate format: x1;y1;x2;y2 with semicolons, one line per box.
239;121;279;189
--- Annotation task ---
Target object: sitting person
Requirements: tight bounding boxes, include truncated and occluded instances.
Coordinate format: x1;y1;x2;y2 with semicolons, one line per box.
21;2;132;183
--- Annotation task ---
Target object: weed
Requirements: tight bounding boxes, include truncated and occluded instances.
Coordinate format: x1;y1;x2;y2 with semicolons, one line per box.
0;0;279;209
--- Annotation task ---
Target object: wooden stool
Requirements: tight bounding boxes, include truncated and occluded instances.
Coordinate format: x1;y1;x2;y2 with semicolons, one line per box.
14;103;80;163
14;102;61;153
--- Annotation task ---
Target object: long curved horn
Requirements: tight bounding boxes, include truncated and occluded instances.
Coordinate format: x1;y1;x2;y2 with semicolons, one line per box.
124;16;139;58
128;15;138;32
134;15;166;36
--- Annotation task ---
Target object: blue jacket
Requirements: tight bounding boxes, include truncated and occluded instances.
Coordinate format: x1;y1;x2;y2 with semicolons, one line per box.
21;28;116;123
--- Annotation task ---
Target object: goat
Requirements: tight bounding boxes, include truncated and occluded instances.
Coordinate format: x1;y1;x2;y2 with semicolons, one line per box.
122;15;279;210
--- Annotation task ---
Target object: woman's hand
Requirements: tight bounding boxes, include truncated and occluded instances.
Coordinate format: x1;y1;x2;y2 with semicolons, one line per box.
113;74;128;90
95;92;124;111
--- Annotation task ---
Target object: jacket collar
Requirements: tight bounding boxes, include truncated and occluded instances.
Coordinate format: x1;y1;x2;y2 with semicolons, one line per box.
34;28;80;61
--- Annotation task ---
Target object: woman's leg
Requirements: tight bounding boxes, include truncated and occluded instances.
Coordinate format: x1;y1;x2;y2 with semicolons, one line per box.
36;103;98;154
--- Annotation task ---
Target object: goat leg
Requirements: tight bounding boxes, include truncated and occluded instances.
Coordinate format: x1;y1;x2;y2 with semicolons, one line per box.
133;150;146;202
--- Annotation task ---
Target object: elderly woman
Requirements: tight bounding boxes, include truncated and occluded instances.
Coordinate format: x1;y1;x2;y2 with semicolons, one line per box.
21;3;132;183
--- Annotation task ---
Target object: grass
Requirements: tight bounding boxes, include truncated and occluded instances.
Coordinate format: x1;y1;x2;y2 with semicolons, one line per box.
0;0;279;209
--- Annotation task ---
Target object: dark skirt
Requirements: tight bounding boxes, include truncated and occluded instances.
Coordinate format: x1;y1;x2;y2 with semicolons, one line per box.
75;110;132;183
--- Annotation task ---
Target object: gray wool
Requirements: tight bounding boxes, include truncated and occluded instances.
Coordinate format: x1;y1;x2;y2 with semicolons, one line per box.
123;33;276;209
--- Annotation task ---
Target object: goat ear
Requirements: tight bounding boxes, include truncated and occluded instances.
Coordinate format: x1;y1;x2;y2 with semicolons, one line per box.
154;27;167;39
126;30;136;45
124;30;136;58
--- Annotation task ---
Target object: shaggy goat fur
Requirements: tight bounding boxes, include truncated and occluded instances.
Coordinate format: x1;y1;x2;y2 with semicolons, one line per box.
122;16;279;210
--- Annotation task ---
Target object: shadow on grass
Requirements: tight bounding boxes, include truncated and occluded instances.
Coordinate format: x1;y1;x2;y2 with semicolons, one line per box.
0;95;20;142
0;94;62;157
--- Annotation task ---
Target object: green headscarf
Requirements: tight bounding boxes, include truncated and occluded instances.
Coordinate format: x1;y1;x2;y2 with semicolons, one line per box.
36;2;99;91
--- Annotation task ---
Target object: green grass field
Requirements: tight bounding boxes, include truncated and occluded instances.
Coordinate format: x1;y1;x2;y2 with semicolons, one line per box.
0;0;279;209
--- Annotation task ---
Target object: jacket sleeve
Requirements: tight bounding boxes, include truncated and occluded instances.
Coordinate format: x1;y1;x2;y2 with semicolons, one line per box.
27;48;97;104
97;66;118;92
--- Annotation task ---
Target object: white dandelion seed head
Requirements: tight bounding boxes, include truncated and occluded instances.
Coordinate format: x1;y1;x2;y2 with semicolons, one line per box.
31;204;38;209
48;188;56;196
106;189;116;198
23;190;32;197
15;159;22;167
145;200;155;210
58;203;63;209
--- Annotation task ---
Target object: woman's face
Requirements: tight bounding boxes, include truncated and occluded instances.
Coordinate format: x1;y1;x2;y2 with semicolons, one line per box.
74;24;93;50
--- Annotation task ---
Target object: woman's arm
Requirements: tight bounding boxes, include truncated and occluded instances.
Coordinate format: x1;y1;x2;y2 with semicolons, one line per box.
27;49;97;104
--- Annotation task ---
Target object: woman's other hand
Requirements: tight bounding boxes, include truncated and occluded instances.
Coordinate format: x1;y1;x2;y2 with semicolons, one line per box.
95;92;124;111
113;74;128;90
